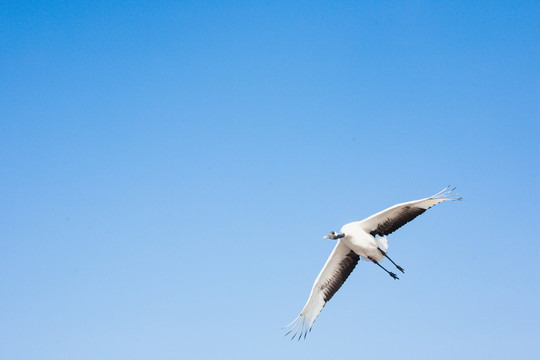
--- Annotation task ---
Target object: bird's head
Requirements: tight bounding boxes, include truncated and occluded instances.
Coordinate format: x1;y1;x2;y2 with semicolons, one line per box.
323;231;345;240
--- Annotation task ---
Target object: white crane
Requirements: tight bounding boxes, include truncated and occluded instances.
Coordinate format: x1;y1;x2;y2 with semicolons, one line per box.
285;186;462;340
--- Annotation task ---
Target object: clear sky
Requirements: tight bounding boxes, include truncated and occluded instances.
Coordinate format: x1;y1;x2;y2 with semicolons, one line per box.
1;1;539;359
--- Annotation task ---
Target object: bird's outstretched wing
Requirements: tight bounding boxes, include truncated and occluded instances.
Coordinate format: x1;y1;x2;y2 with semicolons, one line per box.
359;186;462;237
285;240;359;340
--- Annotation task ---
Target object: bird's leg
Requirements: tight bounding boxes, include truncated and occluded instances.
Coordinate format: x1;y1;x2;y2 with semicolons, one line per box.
378;248;405;273
368;256;399;280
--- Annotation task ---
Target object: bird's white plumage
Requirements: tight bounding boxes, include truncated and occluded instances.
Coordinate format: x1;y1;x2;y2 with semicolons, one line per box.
286;186;461;339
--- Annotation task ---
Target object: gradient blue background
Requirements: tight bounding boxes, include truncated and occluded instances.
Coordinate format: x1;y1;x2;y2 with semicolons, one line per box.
1;1;538;359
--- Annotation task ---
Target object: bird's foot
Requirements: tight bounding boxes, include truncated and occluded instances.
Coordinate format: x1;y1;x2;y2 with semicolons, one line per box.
396;265;405;273
389;272;399;280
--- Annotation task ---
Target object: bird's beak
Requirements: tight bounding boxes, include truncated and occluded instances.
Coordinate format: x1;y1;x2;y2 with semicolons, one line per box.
323;235;330;239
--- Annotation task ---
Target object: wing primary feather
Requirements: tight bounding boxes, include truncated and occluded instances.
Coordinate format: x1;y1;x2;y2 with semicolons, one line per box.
285;316;300;337
288;322;297;340
283;315;299;330
298;318;305;341
295;317;305;340
433;185;451;197
293;320;301;339
291;320;300;340
295;318;302;341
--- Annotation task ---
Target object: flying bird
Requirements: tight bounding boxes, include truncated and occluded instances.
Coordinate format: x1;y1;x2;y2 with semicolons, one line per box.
285;186;461;340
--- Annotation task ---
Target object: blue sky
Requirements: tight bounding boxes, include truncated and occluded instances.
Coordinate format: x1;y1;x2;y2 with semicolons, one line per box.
1;1;538;359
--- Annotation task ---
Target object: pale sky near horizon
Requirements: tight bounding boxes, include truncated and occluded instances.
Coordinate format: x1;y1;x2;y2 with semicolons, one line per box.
1;1;539;359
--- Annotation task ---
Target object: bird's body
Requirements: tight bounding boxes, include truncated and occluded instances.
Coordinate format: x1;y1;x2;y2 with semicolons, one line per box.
339;221;388;261
286;186;461;339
